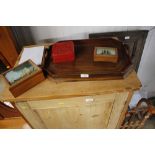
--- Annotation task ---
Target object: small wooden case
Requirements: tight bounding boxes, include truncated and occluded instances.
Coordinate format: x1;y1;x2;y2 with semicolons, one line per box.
94;47;118;63
51;41;75;63
3;60;45;97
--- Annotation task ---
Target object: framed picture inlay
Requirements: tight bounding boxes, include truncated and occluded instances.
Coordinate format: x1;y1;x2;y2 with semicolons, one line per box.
94;47;118;63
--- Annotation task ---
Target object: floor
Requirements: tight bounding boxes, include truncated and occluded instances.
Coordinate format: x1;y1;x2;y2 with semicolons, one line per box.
0;117;31;129
144;116;155;129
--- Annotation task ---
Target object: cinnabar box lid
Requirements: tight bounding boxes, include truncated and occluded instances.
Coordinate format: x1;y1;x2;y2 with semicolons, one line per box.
51;41;75;63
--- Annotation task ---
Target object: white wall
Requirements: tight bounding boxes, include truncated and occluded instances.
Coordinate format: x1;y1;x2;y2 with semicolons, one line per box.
30;26;155;98
138;27;155;97
30;26;151;43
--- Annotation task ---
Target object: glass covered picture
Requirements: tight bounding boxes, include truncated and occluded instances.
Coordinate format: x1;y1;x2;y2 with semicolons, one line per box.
95;47;117;56
4;60;38;85
94;46;118;63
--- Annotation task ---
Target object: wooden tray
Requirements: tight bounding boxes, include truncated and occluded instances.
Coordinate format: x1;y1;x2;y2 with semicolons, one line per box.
45;38;133;81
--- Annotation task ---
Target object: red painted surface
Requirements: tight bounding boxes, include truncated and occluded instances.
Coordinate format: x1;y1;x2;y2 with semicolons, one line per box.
51;41;75;63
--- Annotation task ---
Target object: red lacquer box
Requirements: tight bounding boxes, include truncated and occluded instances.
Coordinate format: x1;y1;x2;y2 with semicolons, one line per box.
51;41;75;63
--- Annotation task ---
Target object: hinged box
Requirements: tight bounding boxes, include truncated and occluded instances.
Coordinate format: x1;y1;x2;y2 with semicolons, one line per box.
94;47;118;63
3;60;45;97
51;41;75;63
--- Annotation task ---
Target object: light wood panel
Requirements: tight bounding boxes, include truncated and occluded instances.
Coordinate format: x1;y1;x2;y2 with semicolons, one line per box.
0;71;141;102
107;92;129;128
16;102;46;128
116;91;133;128
17;94;116;128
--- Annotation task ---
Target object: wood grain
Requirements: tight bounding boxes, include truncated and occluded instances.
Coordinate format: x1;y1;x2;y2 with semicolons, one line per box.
0;101;21;119
2;60;45;97
116;91;133;128
0;117;26;129
15;101;46;128
0;71;141;102
10;70;45;97
89;30;148;72
107;92;129;128
46;38;133;80
25;94;115;128
0;42;141;129
0;27;18;67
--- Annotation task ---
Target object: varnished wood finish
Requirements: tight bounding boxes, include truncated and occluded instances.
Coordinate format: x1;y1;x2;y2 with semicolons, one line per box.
46;38;133;80
0;117;27;129
9;70;45;97
3;60;45;97
93;47;118;63
0;102;21;119
89;30;148;71
0;27;18;67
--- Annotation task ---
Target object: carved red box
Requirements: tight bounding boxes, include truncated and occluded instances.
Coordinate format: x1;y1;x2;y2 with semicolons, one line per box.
51;41;75;63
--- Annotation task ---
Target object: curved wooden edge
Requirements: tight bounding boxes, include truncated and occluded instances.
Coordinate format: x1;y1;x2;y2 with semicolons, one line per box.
0;102;21;119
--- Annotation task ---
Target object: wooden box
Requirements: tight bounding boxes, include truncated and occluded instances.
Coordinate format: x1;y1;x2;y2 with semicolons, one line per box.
51;41;75;63
94;47;118;63
3;60;45;97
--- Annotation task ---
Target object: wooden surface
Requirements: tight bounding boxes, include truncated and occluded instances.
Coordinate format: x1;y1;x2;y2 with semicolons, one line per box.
0;42;141;129
0;71;141;102
107;92;129;128
47;38;133;79
16;93;124;128
16;102;46;128
0;27;18;67
0;102;21;119
9;70;45;97
4;59;45;97
116;91;133;128
89;30;148;72
0;117;27;129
